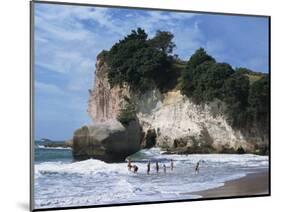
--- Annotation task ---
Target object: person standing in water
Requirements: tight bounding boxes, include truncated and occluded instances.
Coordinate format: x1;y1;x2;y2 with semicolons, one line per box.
133;165;138;173
195;161;200;174
163;164;166;174
147;161;151;175
156;161;159;173
170;159;174;171
127;159;132;171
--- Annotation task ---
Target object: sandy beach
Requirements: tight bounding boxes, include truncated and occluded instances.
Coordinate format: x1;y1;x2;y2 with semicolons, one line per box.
188;169;269;198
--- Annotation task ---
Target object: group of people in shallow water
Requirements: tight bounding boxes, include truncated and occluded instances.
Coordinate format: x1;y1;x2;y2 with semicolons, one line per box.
127;159;201;174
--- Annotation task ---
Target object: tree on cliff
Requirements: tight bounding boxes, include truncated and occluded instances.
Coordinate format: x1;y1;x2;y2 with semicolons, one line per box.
148;30;176;54
107;28;175;91
248;75;269;131
179;48;215;98
179;47;268;130
107;28;148;88
180;48;233;103
186;48;215;68
222;72;250;127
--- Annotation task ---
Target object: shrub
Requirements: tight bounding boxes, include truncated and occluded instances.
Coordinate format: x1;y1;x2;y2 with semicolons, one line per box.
117;102;136;126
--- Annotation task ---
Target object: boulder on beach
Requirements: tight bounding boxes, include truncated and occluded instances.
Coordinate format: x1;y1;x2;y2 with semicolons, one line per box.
65;139;73;148
72;119;142;162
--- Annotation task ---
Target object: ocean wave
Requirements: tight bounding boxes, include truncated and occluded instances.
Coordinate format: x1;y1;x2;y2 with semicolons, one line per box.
34;150;269;208
36;145;72;150
35;159;127;179
35;151;268;179
129;148;268;167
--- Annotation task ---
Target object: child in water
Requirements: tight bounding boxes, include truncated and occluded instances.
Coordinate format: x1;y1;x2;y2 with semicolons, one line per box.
133;165;138;173
128;159;138;173
163;164;166;174
195;161;200;174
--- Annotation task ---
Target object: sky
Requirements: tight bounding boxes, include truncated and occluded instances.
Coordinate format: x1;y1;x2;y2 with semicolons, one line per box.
34;2;269;140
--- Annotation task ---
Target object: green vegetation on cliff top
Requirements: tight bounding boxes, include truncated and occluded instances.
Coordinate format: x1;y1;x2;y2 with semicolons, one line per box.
106;28;178;92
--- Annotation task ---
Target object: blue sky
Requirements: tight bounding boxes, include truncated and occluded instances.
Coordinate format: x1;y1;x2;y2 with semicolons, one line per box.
34;3;269;140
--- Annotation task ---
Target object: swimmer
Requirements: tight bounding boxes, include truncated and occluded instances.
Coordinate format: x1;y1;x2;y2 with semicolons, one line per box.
128;159;132;171
147;161;151;175
156;161;159;173
133;165;138;173
195;161;200;174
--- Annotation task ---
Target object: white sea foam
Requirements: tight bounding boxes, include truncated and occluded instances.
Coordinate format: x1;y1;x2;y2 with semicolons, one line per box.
37;145;72;150
131;148;268;167
35;159;127;179
34;149;268;209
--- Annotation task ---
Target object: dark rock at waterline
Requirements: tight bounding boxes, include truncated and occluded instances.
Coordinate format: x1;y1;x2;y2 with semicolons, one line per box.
162;133;215;154
163;143;268;155
236;146;246;154
142;128;157;149
72;119;142;162
43;140;73;148
162;146;214;155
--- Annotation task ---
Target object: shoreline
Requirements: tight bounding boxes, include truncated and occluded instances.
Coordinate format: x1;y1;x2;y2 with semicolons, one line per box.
187;169;269;198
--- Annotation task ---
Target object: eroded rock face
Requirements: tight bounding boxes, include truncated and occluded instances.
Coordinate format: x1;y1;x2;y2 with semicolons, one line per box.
73;52;142;162
135;90;268;154
87;53;129;123
72;119;142;162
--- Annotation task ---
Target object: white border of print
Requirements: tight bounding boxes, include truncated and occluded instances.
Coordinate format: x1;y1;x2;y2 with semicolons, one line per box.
0;0;280;212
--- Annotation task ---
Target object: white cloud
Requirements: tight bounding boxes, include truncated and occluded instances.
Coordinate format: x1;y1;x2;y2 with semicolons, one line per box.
172;21;204;60
35;4;105;91
35;81;65;95
34;3;205;97
204;39;226;62
146;10;196;22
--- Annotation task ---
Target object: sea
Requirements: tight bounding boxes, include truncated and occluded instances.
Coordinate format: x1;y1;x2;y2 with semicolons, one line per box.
34;140;269;209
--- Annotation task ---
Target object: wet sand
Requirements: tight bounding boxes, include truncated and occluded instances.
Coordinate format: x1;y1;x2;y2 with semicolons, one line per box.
188;170;269;198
